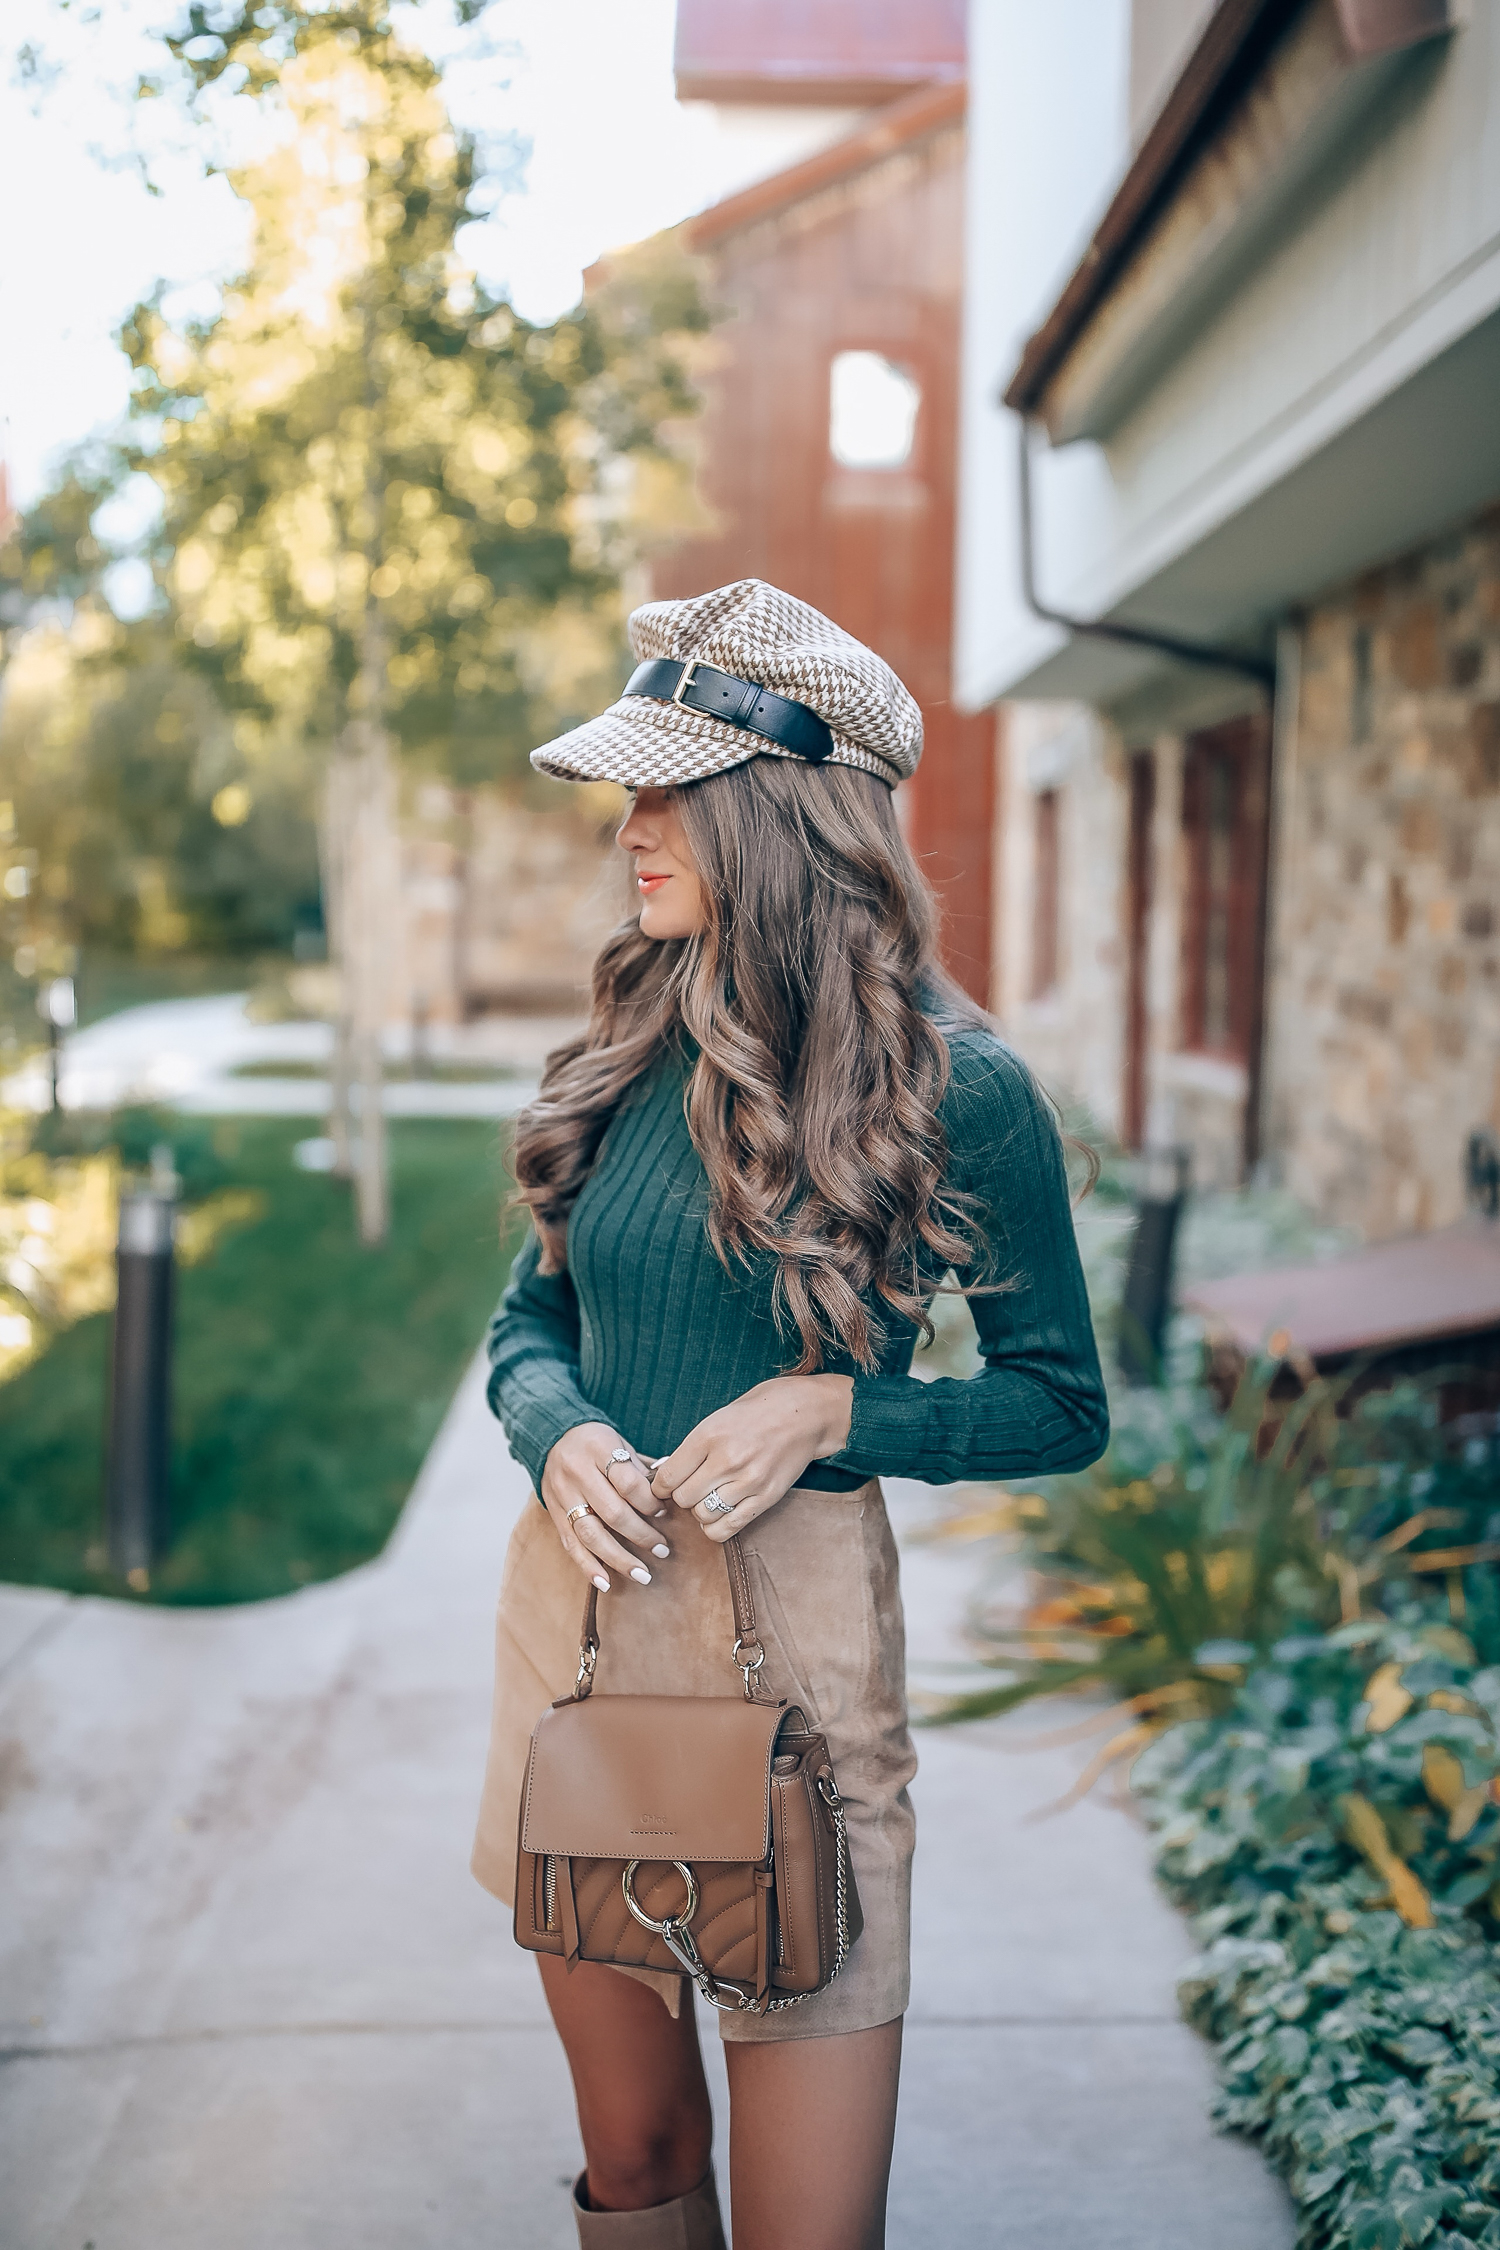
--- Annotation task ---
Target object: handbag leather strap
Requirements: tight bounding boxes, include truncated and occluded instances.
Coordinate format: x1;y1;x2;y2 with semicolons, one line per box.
573;1533;770;1703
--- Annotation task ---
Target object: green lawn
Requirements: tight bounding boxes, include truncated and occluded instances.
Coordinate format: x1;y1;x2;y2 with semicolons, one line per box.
0;1119;523;1605
229;1059;519;1083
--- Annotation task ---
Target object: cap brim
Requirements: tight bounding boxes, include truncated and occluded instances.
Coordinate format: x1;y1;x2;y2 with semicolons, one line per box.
529;695;759;788
530;694;902;789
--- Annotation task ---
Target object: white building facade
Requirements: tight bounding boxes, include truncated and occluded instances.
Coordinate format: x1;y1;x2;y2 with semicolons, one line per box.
958;0;1500;1231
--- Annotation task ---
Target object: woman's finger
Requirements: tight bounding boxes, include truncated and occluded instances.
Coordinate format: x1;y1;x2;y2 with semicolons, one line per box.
551;1502;633;1589
671;1456;755;1515
587;1463;670;1557
550;1511;612;1591
651;1431;712;1500
603;1454;667;1541
695;1485;781;1544
572;1502;659;1585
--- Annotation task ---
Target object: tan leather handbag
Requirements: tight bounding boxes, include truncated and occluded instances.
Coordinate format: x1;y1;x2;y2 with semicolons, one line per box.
514;1534;861;2016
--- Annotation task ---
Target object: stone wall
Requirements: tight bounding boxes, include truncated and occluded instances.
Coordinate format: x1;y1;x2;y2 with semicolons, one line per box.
1263;508;1500;1236
989;509;1500;1231
393;782;629;1024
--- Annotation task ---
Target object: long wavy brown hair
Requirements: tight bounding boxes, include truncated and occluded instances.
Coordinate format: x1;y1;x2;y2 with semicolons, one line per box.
511;755;993;1372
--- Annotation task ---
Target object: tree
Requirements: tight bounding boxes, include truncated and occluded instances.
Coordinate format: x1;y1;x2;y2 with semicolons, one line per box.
0;464;320;1024
120;0;708;1239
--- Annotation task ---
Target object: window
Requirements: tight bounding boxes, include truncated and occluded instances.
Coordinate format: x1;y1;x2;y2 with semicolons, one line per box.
1030;788;1061;1000
828;352;920;469
1179;717;1269;1062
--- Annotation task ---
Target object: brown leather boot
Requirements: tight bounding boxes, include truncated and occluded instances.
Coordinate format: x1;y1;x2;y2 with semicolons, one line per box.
571;2168;726;2248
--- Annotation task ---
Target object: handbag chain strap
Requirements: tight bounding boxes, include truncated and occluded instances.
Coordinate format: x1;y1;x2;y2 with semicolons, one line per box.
573;1532;770;1703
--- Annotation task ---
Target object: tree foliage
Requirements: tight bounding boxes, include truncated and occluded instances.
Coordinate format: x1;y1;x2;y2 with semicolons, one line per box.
0;618;319;961
0;0;711;992
124;0;710;784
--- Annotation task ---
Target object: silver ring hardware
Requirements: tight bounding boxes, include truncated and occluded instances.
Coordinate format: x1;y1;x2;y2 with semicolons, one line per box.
609;1447;633;1464
621;1858;699;1936
622;1860;751;2012
702;1488;736;1517
733;1635;766;1700
566;1502;592;1526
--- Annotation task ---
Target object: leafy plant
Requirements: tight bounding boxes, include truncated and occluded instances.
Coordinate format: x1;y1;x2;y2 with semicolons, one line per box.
1140;1620;1500;2249
924;1361;1500;1787
921;1361;1348;1774
929;1337;1500;2247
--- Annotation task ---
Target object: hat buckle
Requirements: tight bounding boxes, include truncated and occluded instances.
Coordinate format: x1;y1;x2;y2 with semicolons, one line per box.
670;656;708;709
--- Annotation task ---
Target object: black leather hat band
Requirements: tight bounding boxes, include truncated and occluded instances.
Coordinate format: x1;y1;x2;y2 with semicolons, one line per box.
623;658;835;766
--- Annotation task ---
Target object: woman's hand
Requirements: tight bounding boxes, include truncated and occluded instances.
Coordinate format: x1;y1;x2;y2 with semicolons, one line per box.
540;1422;669;1592
649;1375;854;1543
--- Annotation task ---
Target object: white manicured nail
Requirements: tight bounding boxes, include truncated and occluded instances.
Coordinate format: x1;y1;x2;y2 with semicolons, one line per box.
652;1543;670;1558
631;1566;651;1584
593;1575;609;1591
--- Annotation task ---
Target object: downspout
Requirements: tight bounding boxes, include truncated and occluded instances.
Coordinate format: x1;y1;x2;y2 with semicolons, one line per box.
1014;414;1278;1183
1015;416;1276;691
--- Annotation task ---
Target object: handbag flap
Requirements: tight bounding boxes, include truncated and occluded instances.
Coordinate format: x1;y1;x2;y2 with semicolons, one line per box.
520;1693;793;1863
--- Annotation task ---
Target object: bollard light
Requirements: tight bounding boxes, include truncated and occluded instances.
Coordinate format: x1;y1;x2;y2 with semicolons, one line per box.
1117;1146;1191;1388
106;1187;177;1590
36;977;75;1114
40;975;76;1029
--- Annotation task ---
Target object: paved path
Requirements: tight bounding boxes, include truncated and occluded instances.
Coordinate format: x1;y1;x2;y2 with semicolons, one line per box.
0;1362;1294;2248
0;994;583;1118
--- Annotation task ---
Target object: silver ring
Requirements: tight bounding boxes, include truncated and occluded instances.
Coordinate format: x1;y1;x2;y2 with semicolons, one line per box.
609;1447;633;1465
702;1488;736;1517
566;1502;592;1526
621;1858;698;1935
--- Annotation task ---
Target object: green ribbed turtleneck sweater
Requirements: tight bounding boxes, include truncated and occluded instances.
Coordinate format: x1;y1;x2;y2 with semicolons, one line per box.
486;1025;1108;1494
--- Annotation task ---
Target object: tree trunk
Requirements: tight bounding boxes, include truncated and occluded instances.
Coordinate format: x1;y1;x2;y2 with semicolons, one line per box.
348;611;398;1247
348;742;394;1248
317;759;358;1181
321;677;398;1243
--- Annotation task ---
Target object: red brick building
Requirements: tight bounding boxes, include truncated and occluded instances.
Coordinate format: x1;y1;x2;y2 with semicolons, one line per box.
651;7;994;1002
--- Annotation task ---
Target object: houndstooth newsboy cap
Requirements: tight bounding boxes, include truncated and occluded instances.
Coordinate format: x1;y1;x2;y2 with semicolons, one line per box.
529;578;922;790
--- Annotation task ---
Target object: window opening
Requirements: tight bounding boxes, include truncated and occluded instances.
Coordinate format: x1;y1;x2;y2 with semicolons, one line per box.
1180;718;1269;1063
828;352;920;469
1201;752;1236;1051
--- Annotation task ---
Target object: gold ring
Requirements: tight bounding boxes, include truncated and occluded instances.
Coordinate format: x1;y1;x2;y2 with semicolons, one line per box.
566;1502;592;1526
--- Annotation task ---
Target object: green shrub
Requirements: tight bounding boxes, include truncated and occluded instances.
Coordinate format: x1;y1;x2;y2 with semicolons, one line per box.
1141;1619;1500;2250
927;1362;1500;1740
930;1340;1500;2249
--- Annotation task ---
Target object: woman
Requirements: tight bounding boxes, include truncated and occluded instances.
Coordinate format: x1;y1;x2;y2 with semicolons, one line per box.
472;579;1108;2249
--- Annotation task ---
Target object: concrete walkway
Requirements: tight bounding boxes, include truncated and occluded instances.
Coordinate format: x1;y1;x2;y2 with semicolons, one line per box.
0;993;583;1118
0;1362;1294;2248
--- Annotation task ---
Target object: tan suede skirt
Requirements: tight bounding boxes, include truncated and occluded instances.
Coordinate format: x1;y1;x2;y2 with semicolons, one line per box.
471;1477;916;2042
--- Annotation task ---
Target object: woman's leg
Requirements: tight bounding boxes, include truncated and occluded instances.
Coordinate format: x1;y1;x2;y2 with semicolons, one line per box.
538;1956;715;2212
725;2017;904;2250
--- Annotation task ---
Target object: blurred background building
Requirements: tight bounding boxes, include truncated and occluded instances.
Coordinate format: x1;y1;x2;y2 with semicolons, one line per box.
955;0;1499;1237
644;0;993;999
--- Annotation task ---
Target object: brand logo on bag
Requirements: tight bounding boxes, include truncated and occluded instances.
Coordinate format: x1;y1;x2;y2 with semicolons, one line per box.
631;1816;676;1834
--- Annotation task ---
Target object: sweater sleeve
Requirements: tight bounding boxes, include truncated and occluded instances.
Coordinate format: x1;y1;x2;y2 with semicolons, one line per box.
827;1034;1109;1486
485;1227;605;1494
